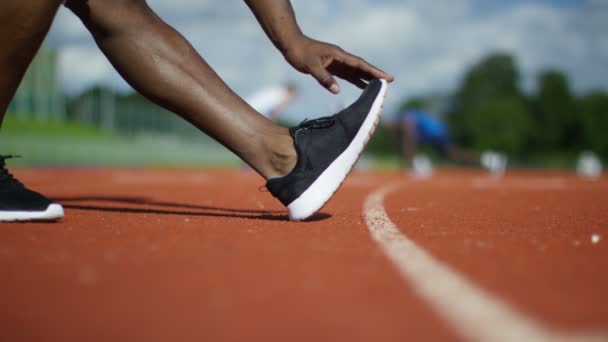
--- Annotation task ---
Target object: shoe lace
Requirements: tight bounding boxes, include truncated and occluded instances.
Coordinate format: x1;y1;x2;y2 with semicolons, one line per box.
0;155;23;186
297;116;335;132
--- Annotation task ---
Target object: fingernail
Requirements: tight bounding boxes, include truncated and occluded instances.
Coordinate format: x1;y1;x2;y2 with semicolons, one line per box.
330;84;340;94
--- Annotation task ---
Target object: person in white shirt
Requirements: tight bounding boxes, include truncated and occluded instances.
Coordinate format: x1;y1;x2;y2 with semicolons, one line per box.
246;83;297;121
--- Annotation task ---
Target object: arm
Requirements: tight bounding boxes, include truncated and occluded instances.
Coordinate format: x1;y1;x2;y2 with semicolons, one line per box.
244;0;394;94
243;0;302;56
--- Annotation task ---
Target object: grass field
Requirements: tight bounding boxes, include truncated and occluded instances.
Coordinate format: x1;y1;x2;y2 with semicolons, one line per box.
1;115;586;170
1;116;238;166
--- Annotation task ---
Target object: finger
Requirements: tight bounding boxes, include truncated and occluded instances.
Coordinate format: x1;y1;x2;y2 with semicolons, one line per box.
338;64;376;83
310;64;341;94
335;51;395;82
327;62;367;89
348;77;367;89
355;70;375;81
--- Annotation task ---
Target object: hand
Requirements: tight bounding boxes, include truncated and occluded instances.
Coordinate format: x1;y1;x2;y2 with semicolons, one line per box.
283;36;394;94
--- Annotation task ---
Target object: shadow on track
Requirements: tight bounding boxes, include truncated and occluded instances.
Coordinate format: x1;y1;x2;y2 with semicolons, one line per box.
53;196;332;222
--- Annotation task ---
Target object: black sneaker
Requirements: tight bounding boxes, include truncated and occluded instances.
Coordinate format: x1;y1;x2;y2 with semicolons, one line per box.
266;79;387;221
0;155;64;222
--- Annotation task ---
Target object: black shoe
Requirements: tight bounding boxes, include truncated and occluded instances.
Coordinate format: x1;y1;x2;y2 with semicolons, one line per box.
266;79;387;221
0;155;64;222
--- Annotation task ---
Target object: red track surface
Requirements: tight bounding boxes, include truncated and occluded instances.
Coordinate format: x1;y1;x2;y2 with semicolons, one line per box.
1;168;607;341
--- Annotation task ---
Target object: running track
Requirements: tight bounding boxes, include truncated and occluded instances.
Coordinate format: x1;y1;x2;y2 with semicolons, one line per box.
1;168;607;341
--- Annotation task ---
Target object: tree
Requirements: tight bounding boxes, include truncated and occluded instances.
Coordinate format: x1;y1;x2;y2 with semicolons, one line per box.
464;96;531;155
447;52;531;156
399;96;428;113
532;70;580;151
366;124;401;157
578;91;608;159
456;53;521;103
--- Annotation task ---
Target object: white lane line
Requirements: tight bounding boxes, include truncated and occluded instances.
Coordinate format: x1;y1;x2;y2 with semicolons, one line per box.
363;182;607;342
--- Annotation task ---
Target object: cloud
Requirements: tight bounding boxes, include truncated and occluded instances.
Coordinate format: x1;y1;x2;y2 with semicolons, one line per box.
44;0;608;121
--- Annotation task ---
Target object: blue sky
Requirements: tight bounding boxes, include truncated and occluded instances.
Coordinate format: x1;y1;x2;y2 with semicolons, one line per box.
46;0;608;121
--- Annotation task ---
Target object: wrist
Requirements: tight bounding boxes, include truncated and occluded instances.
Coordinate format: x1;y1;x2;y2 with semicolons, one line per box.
277;32;308;56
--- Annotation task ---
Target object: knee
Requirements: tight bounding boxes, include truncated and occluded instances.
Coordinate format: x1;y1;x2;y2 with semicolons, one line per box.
65;0;147;12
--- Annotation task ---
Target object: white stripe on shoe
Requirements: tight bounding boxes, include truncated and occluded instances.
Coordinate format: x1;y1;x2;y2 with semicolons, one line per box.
0;203;64;222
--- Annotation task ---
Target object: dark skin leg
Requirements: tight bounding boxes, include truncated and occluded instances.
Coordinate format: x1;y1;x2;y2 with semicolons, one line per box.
64;0;295;179
0;0;63;123
67;0;394;179
0;0;294;179
2;0;393;179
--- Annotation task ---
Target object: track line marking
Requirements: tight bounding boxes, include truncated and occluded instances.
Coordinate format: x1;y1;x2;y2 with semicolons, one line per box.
363;182;607;342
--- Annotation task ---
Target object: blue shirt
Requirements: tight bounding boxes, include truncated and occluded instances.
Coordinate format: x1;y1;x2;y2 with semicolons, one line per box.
402;109;448;143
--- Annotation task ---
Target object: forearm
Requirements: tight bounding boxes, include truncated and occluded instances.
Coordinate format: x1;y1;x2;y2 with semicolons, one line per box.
244;0;304;54
245;0;393;93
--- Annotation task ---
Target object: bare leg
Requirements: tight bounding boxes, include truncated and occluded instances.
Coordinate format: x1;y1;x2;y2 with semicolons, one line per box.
401;120;417;169
65;0;295;179
0;0;62;124
0;1;66;222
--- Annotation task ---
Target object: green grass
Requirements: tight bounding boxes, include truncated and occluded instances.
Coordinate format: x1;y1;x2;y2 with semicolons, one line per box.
1;114;238;167
370;156;402;170
1;114;586;170
1;115;115;139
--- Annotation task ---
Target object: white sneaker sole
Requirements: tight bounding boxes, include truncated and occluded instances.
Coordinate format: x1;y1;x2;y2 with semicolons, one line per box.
287;79;388;221
0;203;64;222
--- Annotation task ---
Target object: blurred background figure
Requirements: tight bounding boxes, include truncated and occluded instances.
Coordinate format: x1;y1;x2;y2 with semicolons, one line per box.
246;83;297;122
577;151;603;180
410;154;434;179
394;107;507;176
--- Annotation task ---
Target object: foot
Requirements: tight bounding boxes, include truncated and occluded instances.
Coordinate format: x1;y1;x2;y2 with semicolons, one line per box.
410;154;433;179
0;155;64;222
480;151;508;176
266;79;387;221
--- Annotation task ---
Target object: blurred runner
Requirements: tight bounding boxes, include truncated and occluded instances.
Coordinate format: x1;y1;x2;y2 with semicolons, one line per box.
397;108;507;176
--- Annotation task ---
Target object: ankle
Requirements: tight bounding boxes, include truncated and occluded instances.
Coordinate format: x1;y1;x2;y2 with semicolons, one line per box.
264;131;297;179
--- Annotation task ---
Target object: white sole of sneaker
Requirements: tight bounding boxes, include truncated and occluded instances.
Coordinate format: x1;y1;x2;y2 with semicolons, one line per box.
287;79;388;221
0;203;64;222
